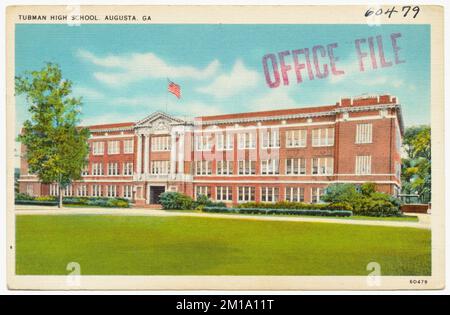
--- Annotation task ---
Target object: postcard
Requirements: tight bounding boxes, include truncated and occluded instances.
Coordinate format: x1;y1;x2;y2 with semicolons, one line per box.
5;5;444;290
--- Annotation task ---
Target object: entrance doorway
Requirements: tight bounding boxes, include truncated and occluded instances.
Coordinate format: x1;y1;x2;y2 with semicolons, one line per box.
149;186;165;204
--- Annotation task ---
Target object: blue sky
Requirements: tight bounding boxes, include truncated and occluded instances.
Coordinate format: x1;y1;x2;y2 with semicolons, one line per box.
15;24;430;136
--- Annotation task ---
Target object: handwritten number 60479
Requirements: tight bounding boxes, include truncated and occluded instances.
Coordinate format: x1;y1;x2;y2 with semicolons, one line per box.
365;6;420;19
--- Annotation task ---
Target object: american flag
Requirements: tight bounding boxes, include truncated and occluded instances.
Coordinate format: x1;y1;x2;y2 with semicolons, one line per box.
168;80;181;99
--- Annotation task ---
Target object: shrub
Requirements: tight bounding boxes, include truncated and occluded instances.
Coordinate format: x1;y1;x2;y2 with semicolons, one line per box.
35;195;57;201
352;197;402;217
15;199;57;206
15;193;34;201
361;182;376;196
203;206;352;217
160;192;195;210
237;201;350;211
322;183;361;203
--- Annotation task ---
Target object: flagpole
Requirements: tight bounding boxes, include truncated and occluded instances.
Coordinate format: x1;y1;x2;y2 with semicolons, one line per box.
165;78;169;114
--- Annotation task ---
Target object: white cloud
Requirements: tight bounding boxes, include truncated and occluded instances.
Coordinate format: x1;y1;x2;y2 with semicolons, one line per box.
77;49;220;86
250;87;297;111
197;60;259;98
72;86;105;99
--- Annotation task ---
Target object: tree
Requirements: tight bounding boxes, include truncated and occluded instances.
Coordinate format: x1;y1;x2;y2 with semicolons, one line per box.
16;63;90;207
401;125;431;202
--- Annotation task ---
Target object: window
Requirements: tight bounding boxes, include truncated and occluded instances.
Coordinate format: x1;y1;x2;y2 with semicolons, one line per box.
26;184;33;196
108;162;119;176
261;187;279;202
396;162;401;179
285;187;305;202
124;139;134;153
216;186;233;201
216;160;234;175
311;187;325;203
123;162;133;175
286;158;306;175
108;141;120;154
195;160;212;175
92;163;104;176
151;160;170;175
81;166;89;176
92;185;102;197
123;185;133;199
261;129;280;148
261;159;279;175
151;136;171;151
216;133;234;150
312;157;334;175
312;128;334;147
92;142;104;155
77;185;87;197
356;123;373;144
238;186;255;202
356;155;372;175
286;129;307;148
238;160;256;175
238;132;256;149
194;135;212;151
195;186;211;198
107;185;118;197
49;184;59;196
396;126;402;152
63;185;73;196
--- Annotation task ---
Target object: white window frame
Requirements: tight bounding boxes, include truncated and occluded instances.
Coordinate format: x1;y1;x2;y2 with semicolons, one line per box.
355;155;372;175
238;132;256;149
195;186;211;198
261;159;279;175
92;185;102;197
355;123;373;144
311;157;334;175
238;160;256;175
311;187;325;203
261;187;279;202
123;162;133;175
92;142;104;155
194;135;213;152
195;160;212;175
261;130;280;149
216;186;233;202
124;139;134;154
216;160;234;175
285;187;305;202
108;162;119;176
107;185;118;197
238;186;255;202
286;129;307;148
216;133;234;151
151;136;171;152
151;160;170;175
285;158;306;175
312;128;334;147
107;140;120;155
123;185;133;199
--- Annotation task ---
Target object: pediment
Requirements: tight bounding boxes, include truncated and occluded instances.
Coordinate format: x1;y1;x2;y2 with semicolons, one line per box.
135;111;184;134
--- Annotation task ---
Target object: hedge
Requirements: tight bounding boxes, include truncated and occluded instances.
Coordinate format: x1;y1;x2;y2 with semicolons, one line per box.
236;201;353;211
203;206;353;217
15;195;130;208
15;199;58;206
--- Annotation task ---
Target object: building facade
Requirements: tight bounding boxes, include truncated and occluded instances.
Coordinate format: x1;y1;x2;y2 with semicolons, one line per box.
19;94;404;206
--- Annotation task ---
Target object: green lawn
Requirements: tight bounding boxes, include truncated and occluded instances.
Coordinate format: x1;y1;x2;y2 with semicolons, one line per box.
15;214;431;276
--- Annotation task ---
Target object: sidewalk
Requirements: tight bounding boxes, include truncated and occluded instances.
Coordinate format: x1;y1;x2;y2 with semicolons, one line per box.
14;205;431;230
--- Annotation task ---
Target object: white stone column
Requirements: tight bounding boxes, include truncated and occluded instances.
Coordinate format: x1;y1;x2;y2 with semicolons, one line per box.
144;134;150;174
136;134;142;175
170;132;177;175
177;132;185;174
